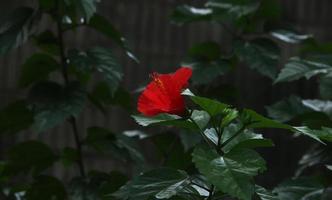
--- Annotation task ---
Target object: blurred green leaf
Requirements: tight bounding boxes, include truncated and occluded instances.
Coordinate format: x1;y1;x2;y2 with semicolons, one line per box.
0;100;34;135
19;53;59;87
60;147;79;168
255;185;279;200
179;130;202;152
64;0;99;22
88;14;139;62
3;141;57;176
270;30;312;44
319;76;332;100
32;30;60;55
266;96;311;122
326;165;332;171
25;175;67;200
235;39;280;79
29;81;86;132
170;5;212;25
69;47;123;94
90;81;132;110
85;127;145;164
113;168;190;200
183;58;231;85
273;177;324;200
275;57;332;83
0;7;39;55
192;146;266;200
189;41;221;60
206;0;260;23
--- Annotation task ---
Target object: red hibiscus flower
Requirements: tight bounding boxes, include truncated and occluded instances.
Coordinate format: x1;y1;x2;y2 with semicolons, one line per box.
138;67;192;116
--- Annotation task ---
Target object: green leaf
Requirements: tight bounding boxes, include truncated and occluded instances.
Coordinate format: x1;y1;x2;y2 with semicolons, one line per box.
60;147;79;168
182;58;231;85
206;0;260;22
25;175;67;200
69;171;128;200
29;81;86;132
192;146;266;200
241;109;291;129
85;127;145;164
0;100;34;135
3;141;57;176
0;7;39;55
273;177;324;200
19;53;59;87
64;0;99;22
179;130;202;151
170;5;212;25
90;81;132;110
266;96;311;122
270;30;312;44
255;185;279;200
132;114;196;130
183;90;230;117
69;47;123;94
32;30;60;55
189;41;221;60
190;110;210;130
88;14;138;62
293;126;332;143
302;99;332;118
319;76;332;99
275;57;332;83
326;165;332;171
114;168;190;200
221;108;239;128
221;123;274;152
235;39;280;79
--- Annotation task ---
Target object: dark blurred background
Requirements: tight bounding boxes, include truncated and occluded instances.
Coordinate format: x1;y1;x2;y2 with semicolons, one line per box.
0;0;331;187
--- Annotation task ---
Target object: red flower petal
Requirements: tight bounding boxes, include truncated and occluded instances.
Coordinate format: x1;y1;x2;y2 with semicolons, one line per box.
137;67;192;116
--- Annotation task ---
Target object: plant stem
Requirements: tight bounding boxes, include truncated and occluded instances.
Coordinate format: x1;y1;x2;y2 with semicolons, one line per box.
56;0;86;177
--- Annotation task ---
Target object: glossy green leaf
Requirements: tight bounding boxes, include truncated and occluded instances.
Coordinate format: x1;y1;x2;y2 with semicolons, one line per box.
255;185;279;200
270;30;312;44
0;7;39;55
0;100;34;135
235;39;280;79
221;123;274;152
19;53;59;87
132;114;196;130
302;99;332;118
183;90;230;117
206;0;260;22
275;57;332;83
88;14;138;62
25;175;67;200
192;146;266;200
170;5;212;25
64;0;99;22
273;177;324;200
113;168;190;200
221;108;239;128
3;141;57;176
294;126;332;143
29;81;86;132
